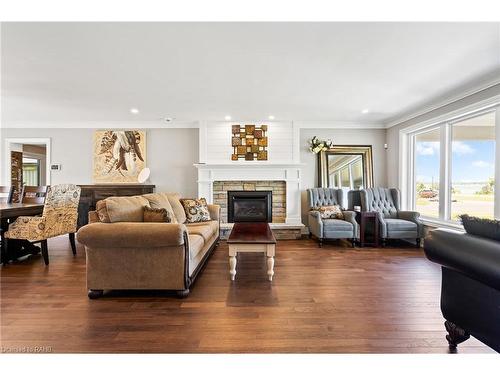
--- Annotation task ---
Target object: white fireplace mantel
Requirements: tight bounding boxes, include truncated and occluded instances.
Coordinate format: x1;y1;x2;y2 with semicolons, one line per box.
194;162;305;225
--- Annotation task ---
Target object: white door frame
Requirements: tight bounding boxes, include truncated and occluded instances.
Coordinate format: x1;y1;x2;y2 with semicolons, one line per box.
3;138;52;186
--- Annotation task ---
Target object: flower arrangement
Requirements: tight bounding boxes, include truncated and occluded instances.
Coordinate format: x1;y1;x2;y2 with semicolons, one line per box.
308;136;333;154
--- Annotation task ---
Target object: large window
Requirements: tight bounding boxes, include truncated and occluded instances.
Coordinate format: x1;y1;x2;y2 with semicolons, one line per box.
450;112;496;220
408;107;498;223
414;127;441;218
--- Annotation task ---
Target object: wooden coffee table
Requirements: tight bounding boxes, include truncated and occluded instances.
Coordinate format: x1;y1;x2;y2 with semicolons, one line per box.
226;222;277;281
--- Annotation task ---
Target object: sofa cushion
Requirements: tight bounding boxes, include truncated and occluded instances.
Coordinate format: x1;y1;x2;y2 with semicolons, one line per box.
165;193;187;223
181;198;211;223
143;193;178;223
188;234;205;260
323;218;353;231
95;200;111;223
385;218;417;232
143;206;172;223
104;196;150;223
186;221;218;241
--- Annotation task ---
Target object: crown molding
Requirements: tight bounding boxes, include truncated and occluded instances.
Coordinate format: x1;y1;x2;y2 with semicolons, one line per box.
0;120;199;129
385;77;500;129
1;119;386;129
294;121;384;129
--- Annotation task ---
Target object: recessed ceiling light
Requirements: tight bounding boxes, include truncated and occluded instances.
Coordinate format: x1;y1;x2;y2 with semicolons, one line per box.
224;115;231;121
361;109;369;114
130;108;139;114
268;115;275;120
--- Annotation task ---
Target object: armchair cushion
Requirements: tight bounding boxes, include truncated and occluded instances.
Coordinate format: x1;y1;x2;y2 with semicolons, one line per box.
323;219;353;231
384;218;417;232
323;219;354;239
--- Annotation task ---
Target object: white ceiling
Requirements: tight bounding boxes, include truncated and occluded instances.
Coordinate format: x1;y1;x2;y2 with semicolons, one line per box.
1;22;499;126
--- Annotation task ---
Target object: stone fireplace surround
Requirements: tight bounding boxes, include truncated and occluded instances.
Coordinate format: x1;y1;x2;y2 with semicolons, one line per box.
214;180;286;223
194;163;304;239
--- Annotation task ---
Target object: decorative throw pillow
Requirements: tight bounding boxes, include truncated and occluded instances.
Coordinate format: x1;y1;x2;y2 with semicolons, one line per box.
95;200;111;223
143;193;178;223
180;198;211;223
312;205;344;220
460;214;500;241
143;206;172;223
104;196;150;223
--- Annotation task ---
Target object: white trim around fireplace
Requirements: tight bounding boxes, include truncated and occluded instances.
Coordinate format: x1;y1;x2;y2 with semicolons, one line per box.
194;163;304;225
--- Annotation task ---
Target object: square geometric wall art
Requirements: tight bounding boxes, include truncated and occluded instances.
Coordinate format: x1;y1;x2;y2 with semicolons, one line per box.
231;124;268;161
93;130;146;183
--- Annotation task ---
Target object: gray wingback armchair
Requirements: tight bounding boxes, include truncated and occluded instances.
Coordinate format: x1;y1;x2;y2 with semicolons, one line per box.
360;187;423;247
307;188;359;247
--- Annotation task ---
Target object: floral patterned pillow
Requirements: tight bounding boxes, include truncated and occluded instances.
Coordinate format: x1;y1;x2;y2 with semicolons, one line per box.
312;205;344;219
180;198;211;223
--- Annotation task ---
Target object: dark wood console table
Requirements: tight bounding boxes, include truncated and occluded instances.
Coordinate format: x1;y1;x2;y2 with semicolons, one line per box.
77;184;155;228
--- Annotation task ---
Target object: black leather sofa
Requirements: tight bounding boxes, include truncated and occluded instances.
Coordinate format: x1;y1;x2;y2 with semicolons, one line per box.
424;228;500;352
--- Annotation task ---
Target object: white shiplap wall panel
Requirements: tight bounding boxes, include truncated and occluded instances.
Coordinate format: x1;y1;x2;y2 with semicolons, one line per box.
205;121;294;163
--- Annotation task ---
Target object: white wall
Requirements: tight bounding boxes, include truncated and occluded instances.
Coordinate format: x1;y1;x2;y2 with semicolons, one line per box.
300;128;387;224
386;83;500;187
203;121;294;163
1;128;199;198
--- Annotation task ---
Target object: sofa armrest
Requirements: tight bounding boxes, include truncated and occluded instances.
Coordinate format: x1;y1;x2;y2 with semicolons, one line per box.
208;204;220;222
424;228;500;290
77;222;187;248
398;210;423;236
308;210;323;238
342;210;359;239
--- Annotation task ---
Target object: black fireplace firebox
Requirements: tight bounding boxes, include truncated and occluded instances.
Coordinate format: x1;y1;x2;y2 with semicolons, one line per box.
227;191;272;223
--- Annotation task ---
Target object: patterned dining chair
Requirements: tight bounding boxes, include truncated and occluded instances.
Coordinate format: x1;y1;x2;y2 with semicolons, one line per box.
5;184;81;265
21;185;49;204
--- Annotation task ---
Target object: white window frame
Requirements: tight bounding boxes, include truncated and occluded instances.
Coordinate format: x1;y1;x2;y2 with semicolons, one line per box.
399;95;500;227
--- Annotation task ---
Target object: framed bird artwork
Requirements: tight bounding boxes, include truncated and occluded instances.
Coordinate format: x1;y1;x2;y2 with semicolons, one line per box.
93;130;147;183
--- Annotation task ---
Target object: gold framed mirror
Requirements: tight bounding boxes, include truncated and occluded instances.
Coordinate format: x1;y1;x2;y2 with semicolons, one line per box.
318;145;374;189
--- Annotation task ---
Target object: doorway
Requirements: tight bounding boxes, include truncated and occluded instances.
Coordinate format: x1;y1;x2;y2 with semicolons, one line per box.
3;138;51;202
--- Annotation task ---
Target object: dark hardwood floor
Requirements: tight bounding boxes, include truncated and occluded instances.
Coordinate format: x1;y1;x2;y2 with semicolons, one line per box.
0;236;494;353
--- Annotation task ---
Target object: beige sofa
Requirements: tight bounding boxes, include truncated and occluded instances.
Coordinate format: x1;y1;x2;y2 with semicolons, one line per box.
77;192;220;298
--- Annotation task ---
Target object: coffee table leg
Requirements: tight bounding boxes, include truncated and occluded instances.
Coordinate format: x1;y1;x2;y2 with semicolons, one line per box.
267;256;274;281
229;255;237;281
267;244;275;281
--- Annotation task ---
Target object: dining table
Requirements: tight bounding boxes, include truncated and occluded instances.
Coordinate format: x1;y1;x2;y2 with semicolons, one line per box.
0;202;44;264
